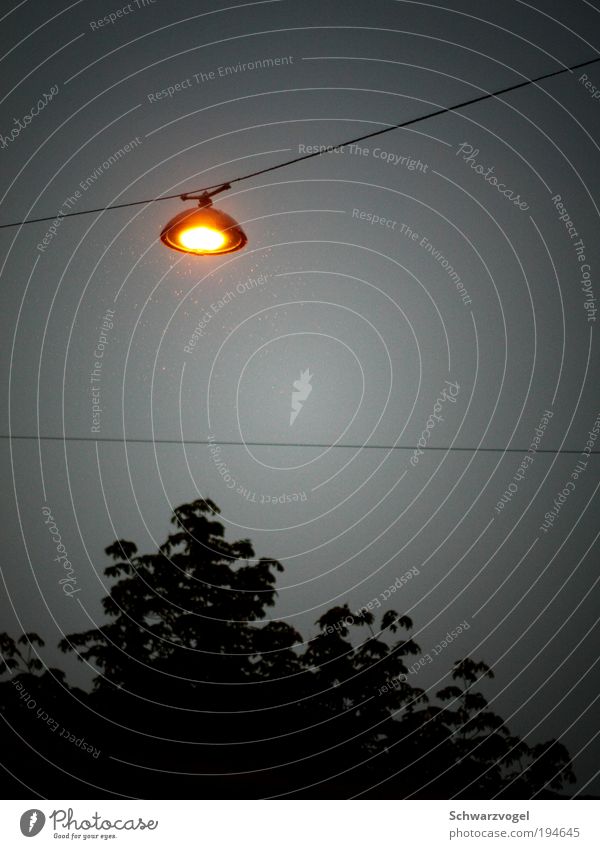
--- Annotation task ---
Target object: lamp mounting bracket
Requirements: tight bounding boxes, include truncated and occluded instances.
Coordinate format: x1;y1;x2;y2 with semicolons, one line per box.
180;183;232;207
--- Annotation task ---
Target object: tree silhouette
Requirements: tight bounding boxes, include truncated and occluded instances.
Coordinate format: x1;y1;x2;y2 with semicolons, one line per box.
0;632;92;796
0;498;576;798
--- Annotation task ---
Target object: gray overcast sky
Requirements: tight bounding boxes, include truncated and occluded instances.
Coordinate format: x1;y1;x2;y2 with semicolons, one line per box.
1;0;599;794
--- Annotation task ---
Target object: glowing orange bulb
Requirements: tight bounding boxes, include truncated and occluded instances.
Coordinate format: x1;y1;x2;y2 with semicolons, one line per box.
179;226;226;252
160;199;247;256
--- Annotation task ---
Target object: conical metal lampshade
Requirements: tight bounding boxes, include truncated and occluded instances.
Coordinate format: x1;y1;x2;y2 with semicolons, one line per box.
160;203;247;255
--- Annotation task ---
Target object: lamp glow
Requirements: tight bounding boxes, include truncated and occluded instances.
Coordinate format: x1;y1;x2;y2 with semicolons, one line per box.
160;190;247;256
179;226;226;251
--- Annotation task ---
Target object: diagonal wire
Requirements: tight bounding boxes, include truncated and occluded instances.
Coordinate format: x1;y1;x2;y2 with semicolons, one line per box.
0;55;598;230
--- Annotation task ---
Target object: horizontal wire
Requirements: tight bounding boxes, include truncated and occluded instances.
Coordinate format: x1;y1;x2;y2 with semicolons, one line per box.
4;59;597;460
0;434;598;454
0;55;598;231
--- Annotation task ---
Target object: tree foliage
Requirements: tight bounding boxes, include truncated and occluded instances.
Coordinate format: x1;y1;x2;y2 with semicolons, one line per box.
0;499;575;798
